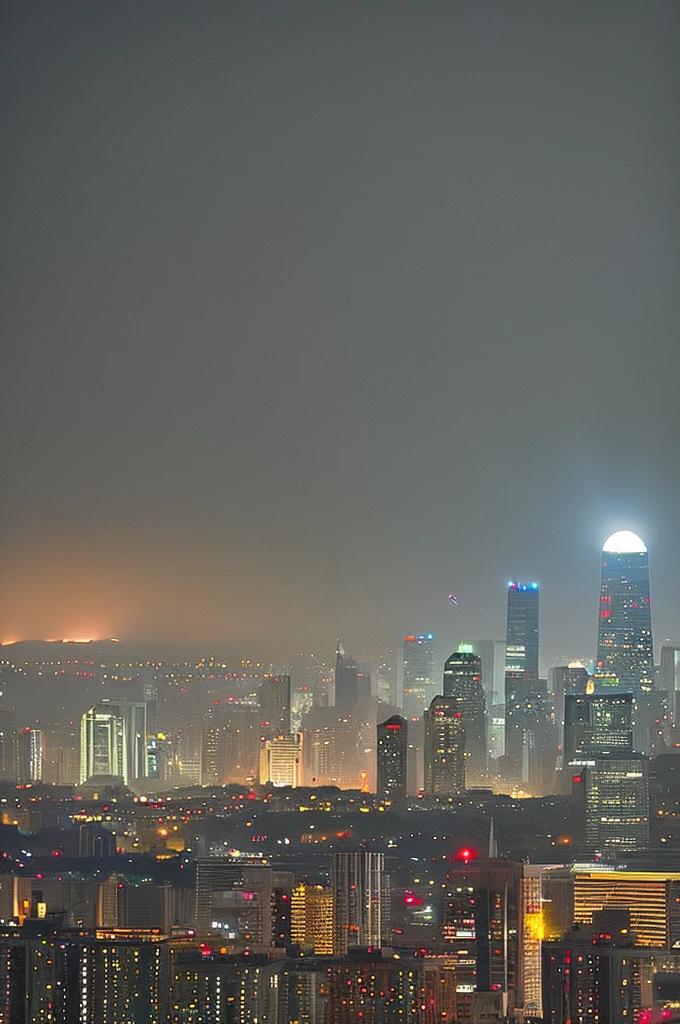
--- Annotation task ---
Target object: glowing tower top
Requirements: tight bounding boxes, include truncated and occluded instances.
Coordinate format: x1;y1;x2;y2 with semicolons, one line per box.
597;531;653;692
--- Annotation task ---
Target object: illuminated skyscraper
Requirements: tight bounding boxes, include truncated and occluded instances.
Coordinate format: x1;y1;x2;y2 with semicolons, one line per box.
259;733;303;787
376;715;408;802
443;644;486;781
291;883;334;954
585;754;649;851
443;854;522;1010
79;701;147;785
16;727;44;784
596;531;654;692
402;633;436;718
423;696;466;796
331;851;386;954
504;582;539;765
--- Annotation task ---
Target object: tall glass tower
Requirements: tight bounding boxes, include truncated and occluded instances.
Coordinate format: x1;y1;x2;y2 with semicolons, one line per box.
596;531;654;692
402;633;436;718
504;582;539;765
443;644;486;781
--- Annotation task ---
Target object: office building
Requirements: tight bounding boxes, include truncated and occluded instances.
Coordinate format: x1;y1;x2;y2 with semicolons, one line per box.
402;633;436;718
505;581;539;677
443;644;487;782
335;642;369;709
443;855;523;1012
223;704;261;785
573;868;680;947
260;674;291;738
423;695;466;796
548;663;589;744
201;720;225;785
331;851;387;954
585;754;649;851
376;714;408;802
564;692;634;767
259;733;303;787
504;581;539;766
649;752;680;846
659;646;680;725
195;858;273;942
542;917;642;1024
597;531;654;692
291;883;334;954
79;701;147;785
472;640;506;708
16;726;44;784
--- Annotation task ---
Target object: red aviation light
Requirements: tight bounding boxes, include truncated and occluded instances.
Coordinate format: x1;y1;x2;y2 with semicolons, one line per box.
453;847;478;863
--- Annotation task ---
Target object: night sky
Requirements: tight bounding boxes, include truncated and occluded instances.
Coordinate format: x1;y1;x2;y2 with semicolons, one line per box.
2;1;678;670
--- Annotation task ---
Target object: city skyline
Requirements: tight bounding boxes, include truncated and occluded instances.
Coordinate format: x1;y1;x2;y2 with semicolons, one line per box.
0;3;678;1020
0;527;675;677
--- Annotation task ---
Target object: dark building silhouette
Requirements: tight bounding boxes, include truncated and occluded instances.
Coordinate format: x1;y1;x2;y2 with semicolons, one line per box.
443;855;522;1012
260;674;291;738
548;663;589;745
443;645;486;781
596;531;654;693
376;715;408;802
334;642;366;710
564;692;634;768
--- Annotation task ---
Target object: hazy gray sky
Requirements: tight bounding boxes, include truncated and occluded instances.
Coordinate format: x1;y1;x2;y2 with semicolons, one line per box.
2;1;678;669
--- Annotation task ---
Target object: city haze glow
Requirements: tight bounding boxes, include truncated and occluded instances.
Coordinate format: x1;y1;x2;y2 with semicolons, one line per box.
602;531;647;554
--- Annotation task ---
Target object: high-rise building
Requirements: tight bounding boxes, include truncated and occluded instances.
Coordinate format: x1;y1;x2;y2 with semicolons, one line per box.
334;642;368;710
573;868;680;947
260;674;291;738
443;854;522;1013
376;715;408;802
291;883;334;954
16;727;44;784
472;640;506;709
564;692;634;768
505;581;539;678
585;754;649;851
195;858;273;941
331;851;387;954
443;644;486;782
79;701;147;785
259;733;303;787
548;663;589;745
659;645;680;725
423;695;466;796
596;531;654;693
542;919;651;1024
201;719;225;785
504;582;539;766
402;633;436;718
